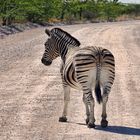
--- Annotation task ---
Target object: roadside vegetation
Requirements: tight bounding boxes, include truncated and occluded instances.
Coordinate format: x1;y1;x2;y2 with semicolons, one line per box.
0;0;140;26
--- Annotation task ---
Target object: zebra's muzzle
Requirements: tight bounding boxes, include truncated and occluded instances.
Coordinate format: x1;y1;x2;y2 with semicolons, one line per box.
41;58;52;66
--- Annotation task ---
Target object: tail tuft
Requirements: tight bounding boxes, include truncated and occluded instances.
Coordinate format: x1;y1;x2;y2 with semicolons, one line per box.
95;81;102;104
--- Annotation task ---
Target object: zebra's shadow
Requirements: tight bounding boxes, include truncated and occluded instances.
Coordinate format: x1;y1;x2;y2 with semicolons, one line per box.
95;125;140;136
67;121;140;136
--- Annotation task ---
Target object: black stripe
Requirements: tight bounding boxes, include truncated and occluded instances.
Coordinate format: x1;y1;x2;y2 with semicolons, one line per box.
109;76;114;80
102;49;108;53
103;54;114;58
76;70;89;73
108;81;113;85
72;69;76;82
80;81;87;84
109;69;115;74
75;61;94;67
105;86;111;90
65;64;75;86
105;61;115;66
75;59;93;61
105;58;114;61
77;75;88;80
76;54;96;59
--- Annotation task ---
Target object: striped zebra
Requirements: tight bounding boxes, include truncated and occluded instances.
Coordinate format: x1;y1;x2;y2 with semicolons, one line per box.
41;28;115;128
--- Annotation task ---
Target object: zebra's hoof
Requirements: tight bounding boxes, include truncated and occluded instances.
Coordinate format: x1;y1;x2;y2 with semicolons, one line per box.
101;120;108;128
59;117;67;122
88;123;95;128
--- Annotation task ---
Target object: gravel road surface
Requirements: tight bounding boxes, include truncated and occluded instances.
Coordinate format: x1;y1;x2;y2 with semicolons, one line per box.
0;21;140;140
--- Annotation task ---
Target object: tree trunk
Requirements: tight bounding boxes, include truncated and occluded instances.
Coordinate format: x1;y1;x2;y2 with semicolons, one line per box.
7;17;12;25
2;17;7;26
79;7;82;20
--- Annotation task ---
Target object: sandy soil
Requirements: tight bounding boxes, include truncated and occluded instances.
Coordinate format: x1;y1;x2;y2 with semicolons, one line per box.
0;21;140;140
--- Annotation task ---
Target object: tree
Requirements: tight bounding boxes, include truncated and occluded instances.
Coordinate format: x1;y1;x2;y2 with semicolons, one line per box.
0;0;19;25
20;0;44;23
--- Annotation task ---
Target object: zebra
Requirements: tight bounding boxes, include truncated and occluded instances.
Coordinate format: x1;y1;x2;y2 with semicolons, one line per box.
41;28;115;128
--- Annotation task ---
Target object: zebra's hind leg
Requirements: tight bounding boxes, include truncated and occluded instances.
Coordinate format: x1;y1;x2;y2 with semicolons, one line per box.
101;89;109;128
59;85;70;122
83;91;95;128
83;98;90;124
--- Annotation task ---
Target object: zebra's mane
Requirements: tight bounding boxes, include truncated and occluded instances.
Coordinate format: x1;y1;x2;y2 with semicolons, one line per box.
51;28;81;46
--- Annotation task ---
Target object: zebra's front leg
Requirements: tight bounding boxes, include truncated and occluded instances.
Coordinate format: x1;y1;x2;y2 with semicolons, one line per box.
59;85;70;122
101;93;108;127
83;91;95;128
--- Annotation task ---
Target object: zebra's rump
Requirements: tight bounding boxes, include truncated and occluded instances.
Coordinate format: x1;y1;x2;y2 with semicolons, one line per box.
63;46;115;90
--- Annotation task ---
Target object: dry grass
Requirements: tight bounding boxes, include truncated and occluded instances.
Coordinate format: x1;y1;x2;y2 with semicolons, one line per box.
117;14;140;21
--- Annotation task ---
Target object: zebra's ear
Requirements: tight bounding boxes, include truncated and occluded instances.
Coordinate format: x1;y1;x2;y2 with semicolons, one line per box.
45;29;51;36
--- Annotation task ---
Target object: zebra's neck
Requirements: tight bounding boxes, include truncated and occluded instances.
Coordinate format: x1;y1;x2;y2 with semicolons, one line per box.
55;34;80;63
60;45;80;63
59;45;69;63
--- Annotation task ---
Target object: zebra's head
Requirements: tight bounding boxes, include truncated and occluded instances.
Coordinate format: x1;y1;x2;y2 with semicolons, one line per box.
41;28;80;66
41;28;59;66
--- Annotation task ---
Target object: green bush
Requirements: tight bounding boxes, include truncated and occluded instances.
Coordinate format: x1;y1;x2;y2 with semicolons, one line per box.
0;0;139;25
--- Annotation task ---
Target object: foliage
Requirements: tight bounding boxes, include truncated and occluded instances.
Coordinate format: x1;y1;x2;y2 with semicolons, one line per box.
0;0;19;25
0;0;140;25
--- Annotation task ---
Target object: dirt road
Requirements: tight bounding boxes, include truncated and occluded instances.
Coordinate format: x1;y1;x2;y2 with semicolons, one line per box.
0;21;140;140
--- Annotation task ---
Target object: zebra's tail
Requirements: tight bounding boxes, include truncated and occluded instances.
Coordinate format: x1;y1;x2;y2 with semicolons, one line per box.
95;80;102;104
95;53;102;104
